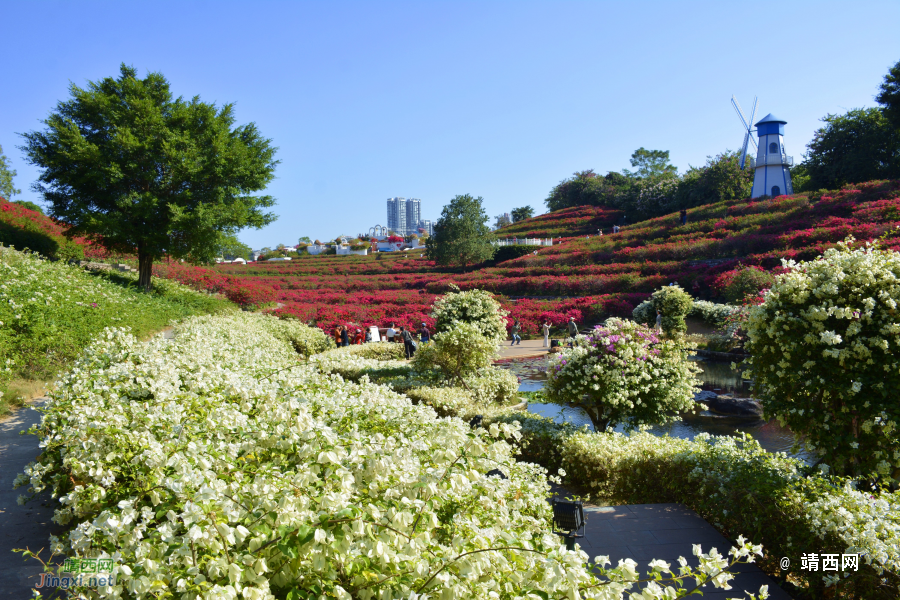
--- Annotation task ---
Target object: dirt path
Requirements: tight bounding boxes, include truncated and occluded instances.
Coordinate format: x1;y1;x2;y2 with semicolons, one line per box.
0;400;64;598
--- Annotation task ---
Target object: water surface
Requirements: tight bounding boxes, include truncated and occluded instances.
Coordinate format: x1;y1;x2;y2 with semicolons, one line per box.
497;354;813;463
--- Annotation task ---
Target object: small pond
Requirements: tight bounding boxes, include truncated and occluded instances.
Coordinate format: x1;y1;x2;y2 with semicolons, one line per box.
497;355;814;463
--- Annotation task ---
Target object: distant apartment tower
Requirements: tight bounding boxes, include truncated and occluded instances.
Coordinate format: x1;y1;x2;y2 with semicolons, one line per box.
406;198;421;235
387;197;423;236
418;219;434;237
386;197;406;235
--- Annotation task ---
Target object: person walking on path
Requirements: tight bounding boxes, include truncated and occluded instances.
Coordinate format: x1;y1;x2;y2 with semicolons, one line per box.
364;328;372;343
340;326;350;347
566;317;579;346
419;322;431;344
401;326;417;358
656;310;663;333
680;209;687;226
510;320;522;346
542;321;551;347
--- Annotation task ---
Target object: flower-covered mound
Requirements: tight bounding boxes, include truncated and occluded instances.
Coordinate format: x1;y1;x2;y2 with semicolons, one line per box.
17;312;766;599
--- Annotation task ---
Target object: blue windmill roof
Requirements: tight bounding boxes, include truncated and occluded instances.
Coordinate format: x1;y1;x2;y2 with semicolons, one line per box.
755;113;787;126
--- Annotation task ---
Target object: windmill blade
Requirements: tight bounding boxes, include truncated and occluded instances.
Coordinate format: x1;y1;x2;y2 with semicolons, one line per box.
748;96;758;128
731;95;751;131
739;132;750;170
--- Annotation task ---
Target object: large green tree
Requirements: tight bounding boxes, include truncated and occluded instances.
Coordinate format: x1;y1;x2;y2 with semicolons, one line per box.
675;151;754;209
426;194;495;268
623;147;677;179
545;170;622;211
0;143;21;200
802;108;900;190
876;58;900;130
20;64;278;290
511;205;534;222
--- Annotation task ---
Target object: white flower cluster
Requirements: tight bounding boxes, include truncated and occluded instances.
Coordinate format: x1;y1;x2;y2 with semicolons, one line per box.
18;312;766;599
431;288;508;344
745;238;900;476
545;319;700;431
634;297;741;331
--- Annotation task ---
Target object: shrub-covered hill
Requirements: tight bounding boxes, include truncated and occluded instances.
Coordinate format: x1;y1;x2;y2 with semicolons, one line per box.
495;205;623;238
153;180;900;337
0;197;111;261
0;245;235;414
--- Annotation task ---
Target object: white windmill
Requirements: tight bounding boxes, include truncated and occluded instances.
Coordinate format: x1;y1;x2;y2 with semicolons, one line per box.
732;95;793;198
731;95;758;172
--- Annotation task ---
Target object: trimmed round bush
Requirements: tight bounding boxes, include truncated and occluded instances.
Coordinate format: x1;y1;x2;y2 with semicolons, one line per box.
746;238;900;478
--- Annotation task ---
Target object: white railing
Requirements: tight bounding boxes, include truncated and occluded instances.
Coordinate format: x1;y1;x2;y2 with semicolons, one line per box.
495;238;554;247
750;154;793;168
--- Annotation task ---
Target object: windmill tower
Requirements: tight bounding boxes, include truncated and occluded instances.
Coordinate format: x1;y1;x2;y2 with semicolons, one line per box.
751;114;793;198
732;96;793;198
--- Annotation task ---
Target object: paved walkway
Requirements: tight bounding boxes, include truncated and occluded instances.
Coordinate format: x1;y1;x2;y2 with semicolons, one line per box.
497;338;553;359
0;400;64;598
573;502;791;598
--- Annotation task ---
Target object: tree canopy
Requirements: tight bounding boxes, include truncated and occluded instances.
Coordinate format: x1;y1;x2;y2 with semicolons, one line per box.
876;58;900;130
623;147;677;179
426;194;496;268
20;64;278;290
511;206;534;222
801;108;900;190
493;213;511;229
0;143;21;200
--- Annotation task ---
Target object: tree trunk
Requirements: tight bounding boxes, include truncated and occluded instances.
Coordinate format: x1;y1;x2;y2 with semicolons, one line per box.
138;251;154;292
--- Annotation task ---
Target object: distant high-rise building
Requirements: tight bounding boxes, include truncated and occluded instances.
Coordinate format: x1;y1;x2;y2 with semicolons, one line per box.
387;197;426;236
406;198;421;234
386;197;407;235
418;219;434;237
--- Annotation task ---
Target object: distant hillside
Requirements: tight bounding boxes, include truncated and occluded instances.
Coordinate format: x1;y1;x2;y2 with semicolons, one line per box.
153;179;900;336
496;205;623;238
0;197;107;260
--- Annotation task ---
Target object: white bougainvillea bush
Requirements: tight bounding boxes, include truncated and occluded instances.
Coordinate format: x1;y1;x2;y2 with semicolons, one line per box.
745;237;900;478
544;318;700;431
16;312;767;599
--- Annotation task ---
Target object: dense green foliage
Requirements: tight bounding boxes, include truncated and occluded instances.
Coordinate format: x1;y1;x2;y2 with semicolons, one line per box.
426;194;496;267
876;58;900;130
649;284;694;336
0;143;20;200
802;108;900;190
746;239;900;478
718;264;775;303
1;199;86;262
511;205;534;222
0;245;234;411
20;64;279;290
544;151;752;220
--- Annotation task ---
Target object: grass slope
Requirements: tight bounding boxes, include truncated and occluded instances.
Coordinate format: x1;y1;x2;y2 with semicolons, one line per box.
0;245;235;414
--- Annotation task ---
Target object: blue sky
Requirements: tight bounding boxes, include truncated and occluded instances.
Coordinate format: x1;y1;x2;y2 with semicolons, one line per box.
1;0;898;249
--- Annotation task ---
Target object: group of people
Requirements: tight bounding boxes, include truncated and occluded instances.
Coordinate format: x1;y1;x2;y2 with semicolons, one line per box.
333;325;371;346
510;317;580;348
384;322;431;358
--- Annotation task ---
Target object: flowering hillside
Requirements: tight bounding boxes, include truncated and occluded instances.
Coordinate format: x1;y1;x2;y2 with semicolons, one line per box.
495;205;623;238
0;197;109;260
153;180;900;337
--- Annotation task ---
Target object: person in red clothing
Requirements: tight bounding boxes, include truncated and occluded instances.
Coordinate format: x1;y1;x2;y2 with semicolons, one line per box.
354;329;364;345
333;326;342;346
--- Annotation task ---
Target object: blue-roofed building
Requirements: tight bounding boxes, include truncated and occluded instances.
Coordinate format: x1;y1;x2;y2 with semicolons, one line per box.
751;113;793;198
